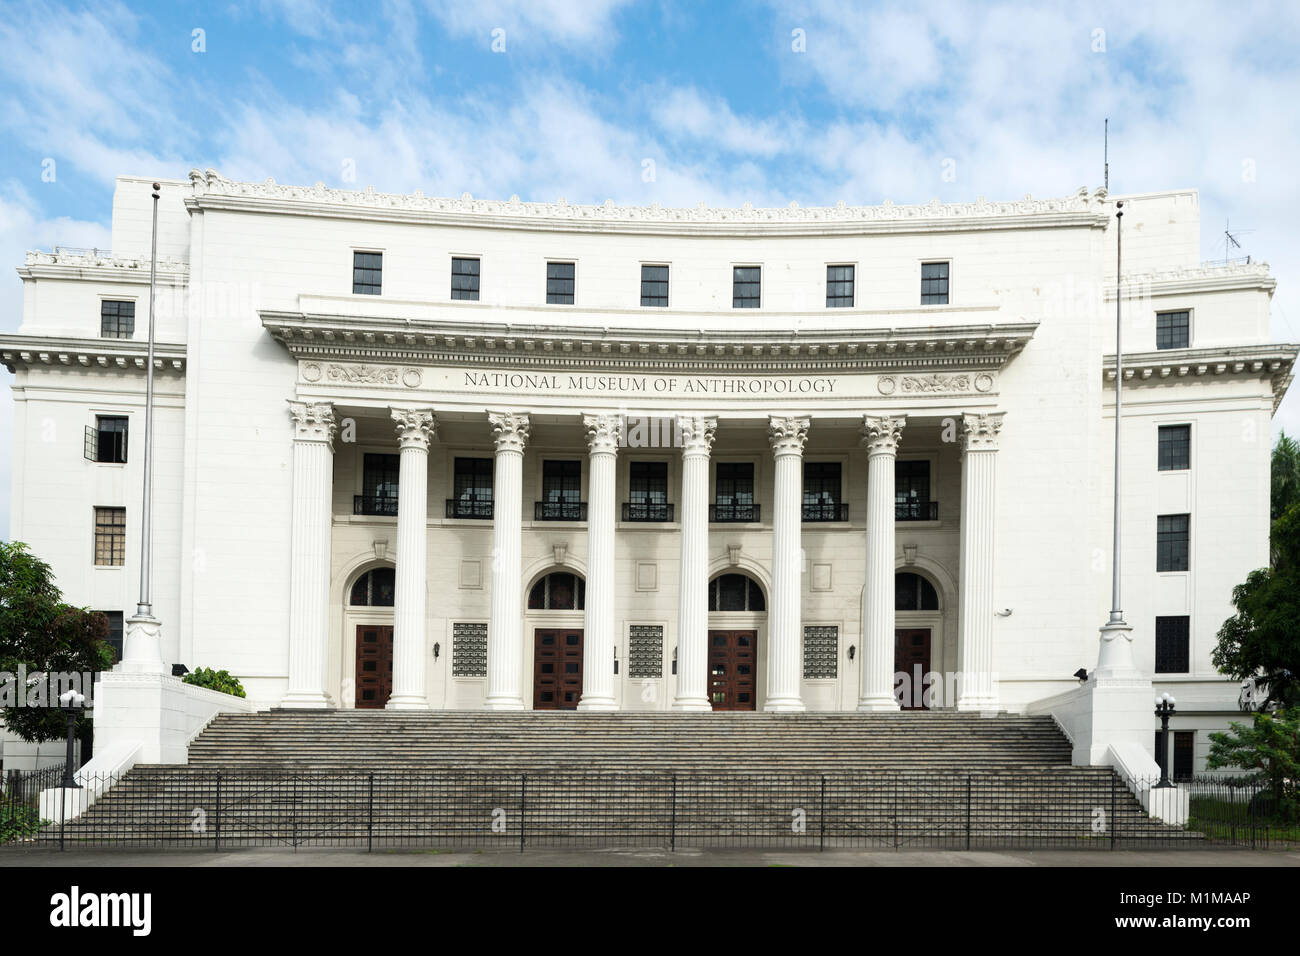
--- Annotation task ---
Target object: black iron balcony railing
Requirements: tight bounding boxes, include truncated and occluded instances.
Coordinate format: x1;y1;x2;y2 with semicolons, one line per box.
446;498;494;519
802;502;849;522
710;503;761;523
534;501;587;521
896;500;939;521
354;494;399;516
622;502;674;522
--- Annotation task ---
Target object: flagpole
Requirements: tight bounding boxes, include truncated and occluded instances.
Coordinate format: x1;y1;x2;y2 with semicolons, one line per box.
137;182;159;618
1109;200;1125;627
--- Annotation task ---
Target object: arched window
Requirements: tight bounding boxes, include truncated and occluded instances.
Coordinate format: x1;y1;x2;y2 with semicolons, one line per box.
895;572;939;611
349;567;395;606
528;572;585;610
708;573;766;612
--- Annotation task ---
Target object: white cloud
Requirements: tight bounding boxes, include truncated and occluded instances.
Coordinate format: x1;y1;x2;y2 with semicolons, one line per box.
422;0;634;50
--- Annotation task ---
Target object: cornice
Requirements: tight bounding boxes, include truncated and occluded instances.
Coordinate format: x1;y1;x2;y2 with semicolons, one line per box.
0;334;187;374
19;249;190;285
1104;343;1298;413
186;168;1110;237
1105;260;1275;298
262;311;1037;374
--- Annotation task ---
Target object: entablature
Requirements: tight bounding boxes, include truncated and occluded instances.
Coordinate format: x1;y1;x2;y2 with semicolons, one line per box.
1103;343;1298;412
0;334;187;374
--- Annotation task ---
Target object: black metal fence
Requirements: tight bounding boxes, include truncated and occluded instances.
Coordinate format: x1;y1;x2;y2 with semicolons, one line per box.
5;768;1295;852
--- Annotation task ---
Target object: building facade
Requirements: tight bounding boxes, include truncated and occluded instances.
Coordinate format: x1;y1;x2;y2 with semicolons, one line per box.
3;171;1294;775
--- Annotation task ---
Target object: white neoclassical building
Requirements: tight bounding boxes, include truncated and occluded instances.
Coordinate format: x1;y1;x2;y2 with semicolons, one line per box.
3;171;1295;777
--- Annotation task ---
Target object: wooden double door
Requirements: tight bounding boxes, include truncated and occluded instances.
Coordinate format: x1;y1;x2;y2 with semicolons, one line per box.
708;629;757;711
895;627;933;710
355;624;394;708
534;628;584;710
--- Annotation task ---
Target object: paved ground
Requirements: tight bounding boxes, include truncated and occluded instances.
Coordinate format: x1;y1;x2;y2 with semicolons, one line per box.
2;845;1298;866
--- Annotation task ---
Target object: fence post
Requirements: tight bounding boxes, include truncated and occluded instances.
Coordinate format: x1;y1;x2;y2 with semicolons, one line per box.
368;772;374;853
519;773;526;854
59;770;65;852
1109;774;1116;850
965;775;971;851
1248;785;1256;850
670;772;676;853
214;773;221;852
819;775;825;852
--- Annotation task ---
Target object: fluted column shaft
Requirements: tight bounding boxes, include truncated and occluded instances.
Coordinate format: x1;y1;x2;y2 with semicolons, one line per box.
957;412;1004;711
387;408;436;710
766;416;808;712
485;412;530;710
672;416;716;712
282;401;336;708
579;414;621;711
859;415;906;712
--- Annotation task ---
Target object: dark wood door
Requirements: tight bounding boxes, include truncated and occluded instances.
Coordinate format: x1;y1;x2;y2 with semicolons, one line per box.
895;628;932;710
534;629;583;710
355;624;394;709
708;630;757;711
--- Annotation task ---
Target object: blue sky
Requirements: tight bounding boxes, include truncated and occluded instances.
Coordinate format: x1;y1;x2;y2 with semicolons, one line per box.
2;0;1299;538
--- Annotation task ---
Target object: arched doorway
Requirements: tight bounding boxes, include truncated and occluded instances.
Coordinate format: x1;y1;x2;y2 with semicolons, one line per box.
348;565;395;708
707;572;766;711
527;570;585;710
895;571;941;710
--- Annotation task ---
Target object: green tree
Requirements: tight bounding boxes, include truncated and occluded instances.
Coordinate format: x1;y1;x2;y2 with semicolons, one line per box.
1206;709;1300;820
1273;431;1300;521
0;541;114;744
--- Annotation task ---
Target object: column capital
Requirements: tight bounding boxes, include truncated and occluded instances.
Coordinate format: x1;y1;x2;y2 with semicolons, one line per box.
861;414;906;456
961;412;1005;452
768;416;810;456
677;415;717;457
288;401;337;446
488;411;531;454
390;407;437;451
583;413;623;456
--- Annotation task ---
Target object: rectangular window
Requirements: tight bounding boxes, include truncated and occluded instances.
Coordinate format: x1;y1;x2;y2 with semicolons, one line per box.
626;461;670;521
733;266;760;308
538;460;582;520
921;261;949;305
1155;616;1190;673
803;462;844;521
451;622;488;677
355;453;399;516
826;264;854;307
353;251;382;295
1156;310;1190;350
895;460;934;520
713;462;757;522
1157;514;1190;572
1158;425;1191;471
451;257;480;300
1173;731;1195;781
640;264;669;307
94;507;126;566
84;416;128;464
97;610;124;663
100;300;135;338
449;457;493;519
546;261;575;304
803;625;838;679
628;625;664;679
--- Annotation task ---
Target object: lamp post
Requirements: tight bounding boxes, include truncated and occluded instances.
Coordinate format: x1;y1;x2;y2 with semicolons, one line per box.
58;690;86;789
1154;692;1177;788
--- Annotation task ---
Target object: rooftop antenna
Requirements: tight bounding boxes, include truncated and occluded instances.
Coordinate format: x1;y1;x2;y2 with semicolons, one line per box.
1222;219;1253;265
1104;118;1108;193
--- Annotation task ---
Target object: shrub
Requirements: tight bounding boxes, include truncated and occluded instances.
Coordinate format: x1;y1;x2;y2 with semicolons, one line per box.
182;667;246;698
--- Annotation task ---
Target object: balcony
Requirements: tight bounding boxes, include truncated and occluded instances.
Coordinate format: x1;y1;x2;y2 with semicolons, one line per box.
710;503;760;523
802;502;848;522
354;494;398;517
446;498;494;519
622;502;674;522
534;501;587;521
896;500;939;521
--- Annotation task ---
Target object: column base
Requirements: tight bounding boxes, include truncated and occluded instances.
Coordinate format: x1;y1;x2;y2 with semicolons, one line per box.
856;695;901;713
278;692;333;710
763;697;806;713
483;697;526;711
576;696;618;712
671;697;712;712
385;695;431;711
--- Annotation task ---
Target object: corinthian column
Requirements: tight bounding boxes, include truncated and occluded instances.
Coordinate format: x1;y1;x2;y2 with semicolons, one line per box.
485;411;530;710
858;414;906;712
672;415;716;712
578;413;622;711
281;401;337;708
386;407;436;710
766;416;809;712
957;412;1004;712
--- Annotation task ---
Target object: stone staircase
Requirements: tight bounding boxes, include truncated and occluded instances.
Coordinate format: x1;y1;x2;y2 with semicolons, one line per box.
57;711;1202;848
